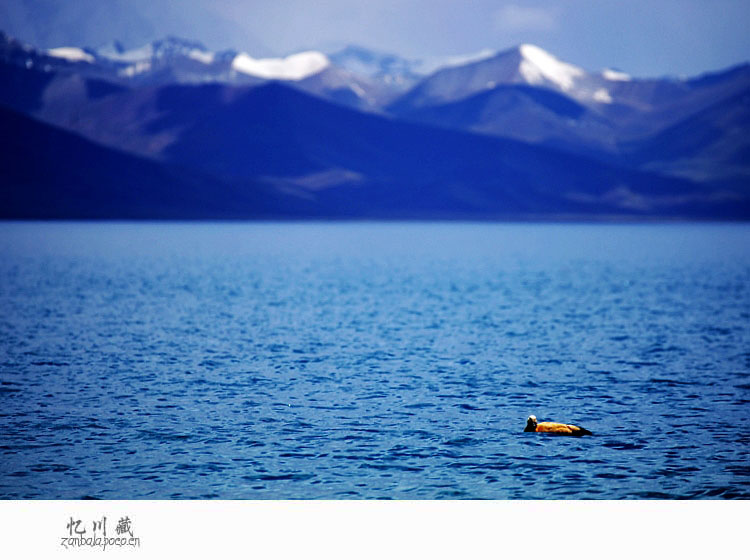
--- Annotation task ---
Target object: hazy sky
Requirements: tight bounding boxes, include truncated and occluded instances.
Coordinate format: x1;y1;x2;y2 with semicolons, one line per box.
3;0;749;77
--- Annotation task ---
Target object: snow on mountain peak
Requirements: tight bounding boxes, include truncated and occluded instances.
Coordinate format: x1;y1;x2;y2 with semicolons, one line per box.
47;47;94;63
593;88;613;103
187;49;215;65
232;51;330;81
518;44;584;91
602;68;631;81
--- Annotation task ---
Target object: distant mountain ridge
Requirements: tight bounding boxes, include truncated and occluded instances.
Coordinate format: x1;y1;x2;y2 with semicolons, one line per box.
1;30;748;220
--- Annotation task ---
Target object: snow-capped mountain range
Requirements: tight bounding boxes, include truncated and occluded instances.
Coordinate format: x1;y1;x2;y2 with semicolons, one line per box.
2;33;405;110
2;33;628;97
22;33;748;124
397;43;632;106
39;35;634;99
30;36;333;84
7;30;743;113
1;30;748;220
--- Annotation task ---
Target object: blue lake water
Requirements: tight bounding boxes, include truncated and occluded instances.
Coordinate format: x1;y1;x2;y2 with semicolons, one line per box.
0;222;748;499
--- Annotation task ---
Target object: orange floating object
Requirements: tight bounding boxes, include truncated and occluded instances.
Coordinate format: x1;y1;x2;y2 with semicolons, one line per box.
524;415;592;436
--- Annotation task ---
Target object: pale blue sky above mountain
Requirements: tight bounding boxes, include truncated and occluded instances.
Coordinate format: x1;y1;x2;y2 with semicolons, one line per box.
2;0;748;77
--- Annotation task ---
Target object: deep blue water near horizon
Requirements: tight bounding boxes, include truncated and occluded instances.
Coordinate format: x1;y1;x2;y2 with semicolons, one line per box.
1;222;748;499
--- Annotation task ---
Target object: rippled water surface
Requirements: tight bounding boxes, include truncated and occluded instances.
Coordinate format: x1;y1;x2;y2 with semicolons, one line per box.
1;223;749;499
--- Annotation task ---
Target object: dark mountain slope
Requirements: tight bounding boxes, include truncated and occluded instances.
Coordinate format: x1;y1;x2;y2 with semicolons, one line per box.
388;85;619;158
2;74;748;219
146;83;749;219
0;106;279;219
623;88;750;186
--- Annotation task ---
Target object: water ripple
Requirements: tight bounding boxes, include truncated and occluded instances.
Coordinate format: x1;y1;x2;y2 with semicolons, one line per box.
1;223;749;499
